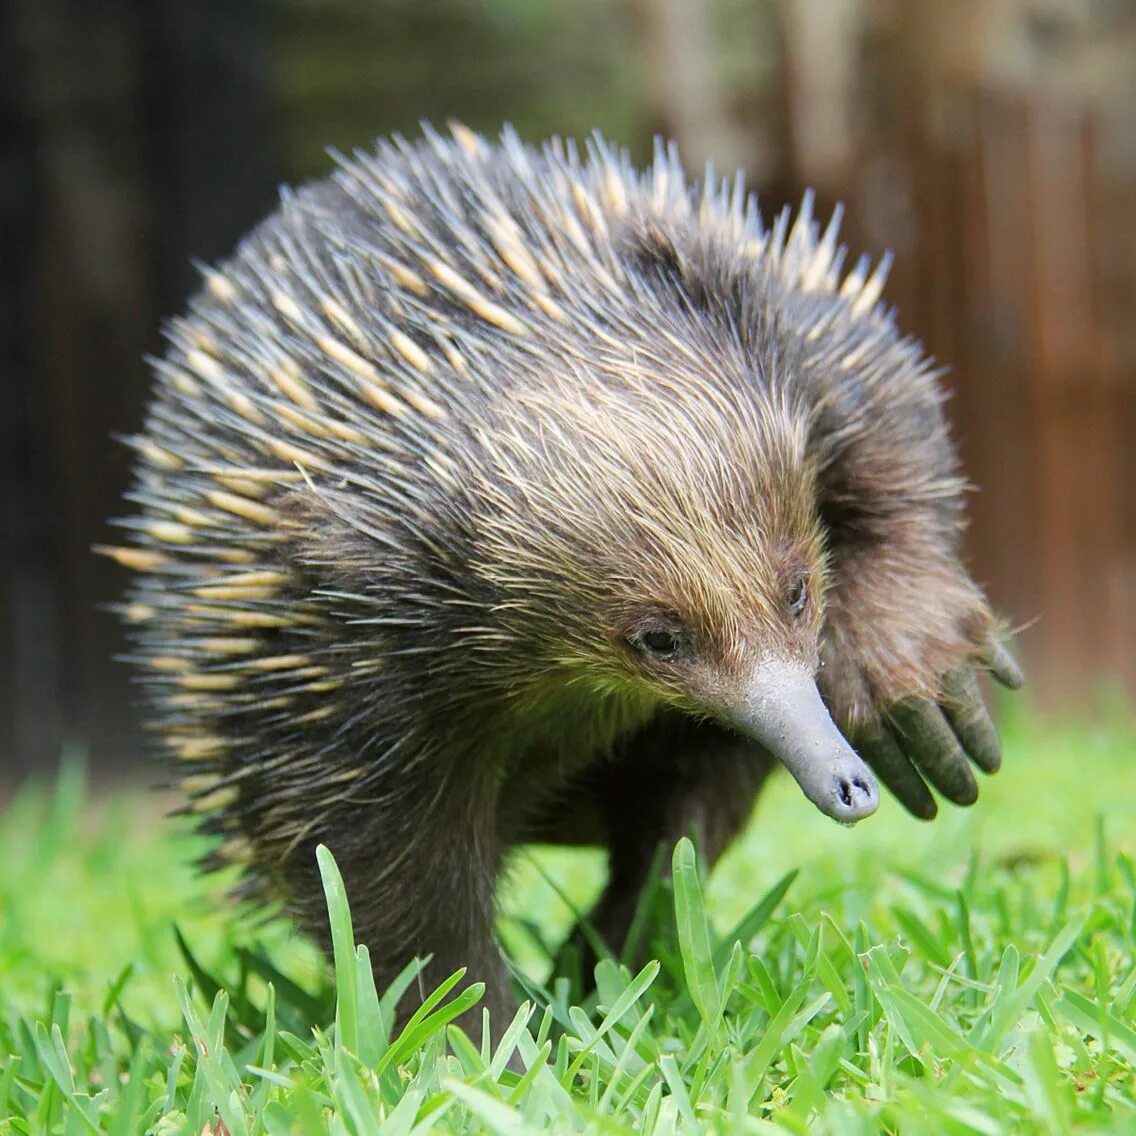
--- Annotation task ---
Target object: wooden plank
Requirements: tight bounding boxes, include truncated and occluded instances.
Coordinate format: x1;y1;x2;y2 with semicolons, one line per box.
968;91;1047;677
1082;112;1135;687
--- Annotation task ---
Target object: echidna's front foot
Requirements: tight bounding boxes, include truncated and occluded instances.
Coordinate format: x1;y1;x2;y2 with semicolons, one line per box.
855;640;1024;819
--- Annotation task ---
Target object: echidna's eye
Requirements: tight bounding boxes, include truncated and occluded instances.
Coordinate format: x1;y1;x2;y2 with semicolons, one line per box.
629;625;687;661
787;574;808;617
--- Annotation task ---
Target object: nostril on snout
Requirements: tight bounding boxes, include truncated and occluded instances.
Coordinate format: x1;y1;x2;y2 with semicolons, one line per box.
832;770;879;820
836;777;854;809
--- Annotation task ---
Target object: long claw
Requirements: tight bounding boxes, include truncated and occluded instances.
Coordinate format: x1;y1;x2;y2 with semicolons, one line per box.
982;640;1025;690
888;699;979;806
940;667;1002;773
856;722;938;820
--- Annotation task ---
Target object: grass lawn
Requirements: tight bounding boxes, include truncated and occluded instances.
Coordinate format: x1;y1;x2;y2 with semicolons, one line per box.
1;701;1134;1133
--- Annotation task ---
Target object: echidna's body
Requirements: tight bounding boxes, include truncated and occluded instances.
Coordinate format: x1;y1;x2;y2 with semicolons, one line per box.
110;124;1018;1028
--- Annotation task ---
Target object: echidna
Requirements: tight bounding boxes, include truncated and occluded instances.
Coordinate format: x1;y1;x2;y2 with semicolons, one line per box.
105;123;1022;1030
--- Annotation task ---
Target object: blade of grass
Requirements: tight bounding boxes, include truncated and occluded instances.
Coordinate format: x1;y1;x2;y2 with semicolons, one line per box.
316;844;359;1058
672;838;722;1039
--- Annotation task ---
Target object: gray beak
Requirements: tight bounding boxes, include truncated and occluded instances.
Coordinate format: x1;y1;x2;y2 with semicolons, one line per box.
731;656;879;823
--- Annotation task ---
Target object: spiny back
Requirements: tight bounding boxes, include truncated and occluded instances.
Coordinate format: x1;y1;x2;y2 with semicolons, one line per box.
138;121;918;474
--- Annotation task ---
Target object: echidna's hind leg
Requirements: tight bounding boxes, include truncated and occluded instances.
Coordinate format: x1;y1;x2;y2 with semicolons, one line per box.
576;712;774;966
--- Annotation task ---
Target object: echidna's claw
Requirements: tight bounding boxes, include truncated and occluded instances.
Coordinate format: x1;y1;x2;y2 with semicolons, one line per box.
941;666;1002;773
855;720;938;820
888;698;980;806
982;640;1025;690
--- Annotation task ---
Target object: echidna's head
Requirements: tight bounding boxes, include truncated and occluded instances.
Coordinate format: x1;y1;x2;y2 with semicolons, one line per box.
472;338;880;823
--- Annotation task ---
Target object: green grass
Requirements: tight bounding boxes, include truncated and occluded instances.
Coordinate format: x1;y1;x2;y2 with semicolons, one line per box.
2;704;1135;1133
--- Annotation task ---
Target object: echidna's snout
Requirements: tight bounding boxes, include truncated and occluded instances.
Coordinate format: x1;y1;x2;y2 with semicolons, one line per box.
731;656;879;823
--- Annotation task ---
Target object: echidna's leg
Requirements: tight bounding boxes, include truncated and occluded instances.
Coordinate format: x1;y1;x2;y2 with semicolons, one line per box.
268;772;514;1038
585;711;774;960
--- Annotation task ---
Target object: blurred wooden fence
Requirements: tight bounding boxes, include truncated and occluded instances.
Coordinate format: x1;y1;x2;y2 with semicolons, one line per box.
2;0;1132;782
949;90;1135;691
789;0;1136;699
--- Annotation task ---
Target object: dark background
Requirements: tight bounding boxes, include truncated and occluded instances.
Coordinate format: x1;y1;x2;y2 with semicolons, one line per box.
2;0;1134;786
